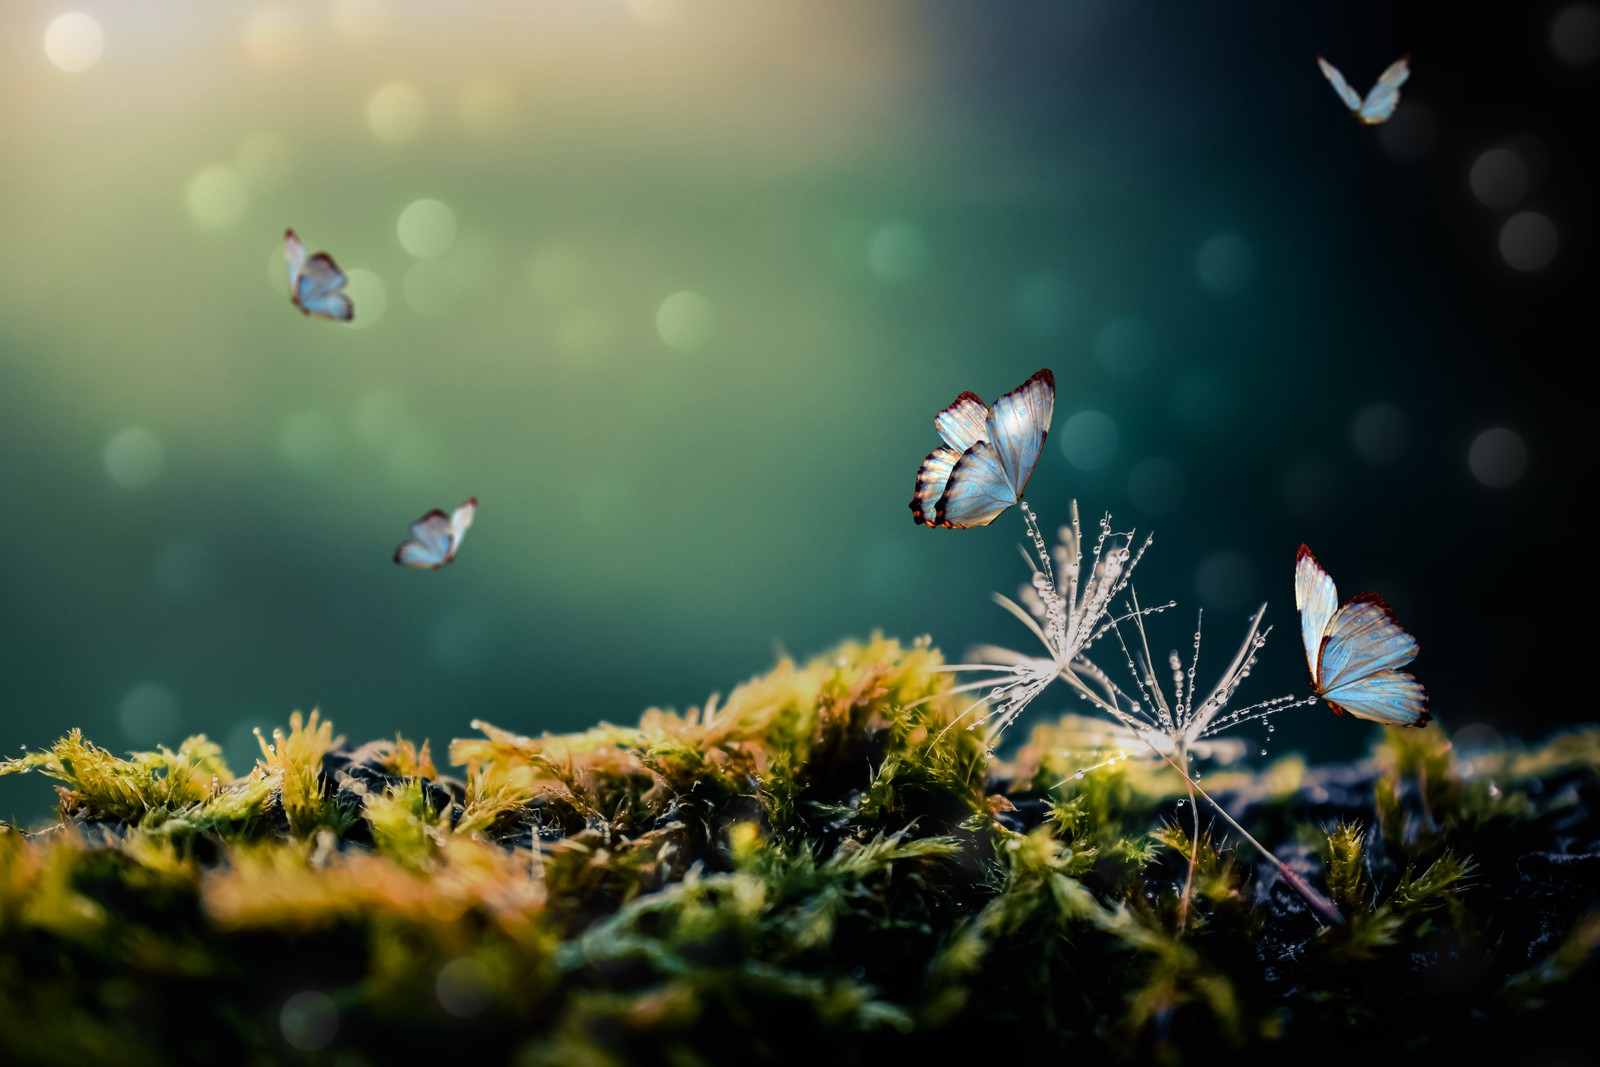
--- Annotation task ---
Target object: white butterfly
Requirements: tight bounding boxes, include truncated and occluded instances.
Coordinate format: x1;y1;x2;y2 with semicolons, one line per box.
1317;54;1410;125
1294;545;1430;726
284;228;354;323
394;498;476;569
910;369;1055;528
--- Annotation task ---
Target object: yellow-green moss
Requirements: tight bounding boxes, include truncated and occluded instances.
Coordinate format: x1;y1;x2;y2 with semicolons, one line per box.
1;637;1597;1064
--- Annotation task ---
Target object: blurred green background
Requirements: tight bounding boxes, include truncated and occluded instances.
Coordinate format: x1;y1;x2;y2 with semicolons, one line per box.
2;1;1591;819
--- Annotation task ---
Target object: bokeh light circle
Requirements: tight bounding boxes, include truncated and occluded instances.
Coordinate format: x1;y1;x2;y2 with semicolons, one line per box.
1058;411;1120;471
1127;458;1186;516
867;223;928;283
656;291;716;351
243;6;305;66
1499;212;1558;272
280;991;339;1052
367;83;428;144
1469;148;1529;209
118;683;180;744
1551;4;1600;65
397;199;457;259
1350;402;1412;463
1451;722;1505;752
105;427;166;489
1194;233;1256;296
436;958;495;1018
1468;427;1529;488
44;13;104;73
187;166;250;229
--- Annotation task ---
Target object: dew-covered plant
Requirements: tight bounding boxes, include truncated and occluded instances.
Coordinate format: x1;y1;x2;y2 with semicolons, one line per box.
934;501;1157;748
941;499;1340;924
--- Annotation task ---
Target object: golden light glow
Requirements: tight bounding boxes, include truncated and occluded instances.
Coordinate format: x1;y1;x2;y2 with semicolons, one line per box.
44;12;103;73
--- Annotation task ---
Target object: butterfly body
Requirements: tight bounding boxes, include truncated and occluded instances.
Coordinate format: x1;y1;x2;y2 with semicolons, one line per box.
395;498;476;569
1294;544;1430;726
284;228;354;323
910;369;1055;528
1317;54;1410;125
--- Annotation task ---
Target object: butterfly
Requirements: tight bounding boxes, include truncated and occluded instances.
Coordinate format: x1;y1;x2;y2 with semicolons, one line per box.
1316;54;1410;125
394;498;476;569
284;228;354;322
910;368;1055;528
1294;544;1430;727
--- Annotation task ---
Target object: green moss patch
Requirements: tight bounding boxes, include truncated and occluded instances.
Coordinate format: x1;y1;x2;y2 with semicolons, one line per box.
2;637;1597;1063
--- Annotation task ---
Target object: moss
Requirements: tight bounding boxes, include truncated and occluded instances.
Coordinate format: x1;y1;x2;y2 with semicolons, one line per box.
1;635;1598;1063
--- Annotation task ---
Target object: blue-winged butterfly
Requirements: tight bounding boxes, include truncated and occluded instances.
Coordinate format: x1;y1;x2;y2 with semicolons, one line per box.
394;498;476;569
910;369;1055;528
284;228;354;323
1295;544;1431;726
1317;54;1410;126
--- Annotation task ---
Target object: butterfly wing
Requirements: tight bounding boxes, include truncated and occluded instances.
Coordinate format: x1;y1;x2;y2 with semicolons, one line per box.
1322;668;1430;726
1294;545;1340;680
1357;55;1410;125
935;440;1016;528
985;368;1055;499
448;498;477;546
934;392;990;453
1316;55;1365;113
293;252;354;322
395;510;455;569
911;445;963;526
284;229;308;292
1317;593;1429;726
1317;593;1419;690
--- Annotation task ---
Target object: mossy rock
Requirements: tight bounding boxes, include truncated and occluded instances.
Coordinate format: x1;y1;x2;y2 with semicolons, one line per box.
2;636;1597;1064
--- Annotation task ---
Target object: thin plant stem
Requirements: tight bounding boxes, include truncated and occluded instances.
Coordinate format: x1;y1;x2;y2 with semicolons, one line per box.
1056;670;1344;926
1178;741;1199;932
1151;744;1344;927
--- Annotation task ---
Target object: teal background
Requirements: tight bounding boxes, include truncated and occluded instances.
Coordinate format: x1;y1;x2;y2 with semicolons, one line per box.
2;1;1590;820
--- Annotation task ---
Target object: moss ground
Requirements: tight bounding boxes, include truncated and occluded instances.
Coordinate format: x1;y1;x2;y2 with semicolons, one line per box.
3;636;1597;1064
